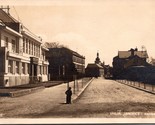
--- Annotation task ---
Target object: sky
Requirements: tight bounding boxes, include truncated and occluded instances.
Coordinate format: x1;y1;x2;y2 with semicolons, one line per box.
2;0;155;66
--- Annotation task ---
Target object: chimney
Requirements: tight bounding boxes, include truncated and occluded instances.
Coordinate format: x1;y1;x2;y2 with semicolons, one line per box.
1;5;10;15
130;48;134;56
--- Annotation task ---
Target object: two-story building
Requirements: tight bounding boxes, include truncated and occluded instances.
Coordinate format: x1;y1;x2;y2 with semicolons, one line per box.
0;8;49;87
112;48;149;78
46;47;85;81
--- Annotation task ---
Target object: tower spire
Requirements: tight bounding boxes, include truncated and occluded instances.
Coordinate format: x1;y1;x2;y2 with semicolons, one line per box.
97;50;99;57
95;51;101;65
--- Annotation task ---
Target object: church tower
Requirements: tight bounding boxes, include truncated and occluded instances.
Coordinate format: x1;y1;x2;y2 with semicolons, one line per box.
95;52;101;65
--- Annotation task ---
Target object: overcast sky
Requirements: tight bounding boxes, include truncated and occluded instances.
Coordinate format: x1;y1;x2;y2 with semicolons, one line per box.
4;0;155;66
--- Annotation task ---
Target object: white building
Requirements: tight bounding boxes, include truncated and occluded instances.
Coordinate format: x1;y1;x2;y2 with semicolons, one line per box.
0;8;49;87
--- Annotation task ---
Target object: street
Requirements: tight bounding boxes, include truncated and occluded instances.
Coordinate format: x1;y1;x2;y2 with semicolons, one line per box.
0;77;155;118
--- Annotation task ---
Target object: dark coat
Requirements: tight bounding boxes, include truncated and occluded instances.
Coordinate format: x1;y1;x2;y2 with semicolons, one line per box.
65;88;72;104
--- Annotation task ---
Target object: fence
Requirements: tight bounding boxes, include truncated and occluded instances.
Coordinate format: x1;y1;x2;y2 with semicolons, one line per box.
66;77;92;94
116;79;155;93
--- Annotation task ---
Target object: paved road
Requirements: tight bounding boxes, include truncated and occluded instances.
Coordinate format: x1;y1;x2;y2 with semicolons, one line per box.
33;77;155;118
0;77;155;118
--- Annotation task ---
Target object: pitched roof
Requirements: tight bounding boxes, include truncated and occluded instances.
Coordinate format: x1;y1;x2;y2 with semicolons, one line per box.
0;9;18;23
49;47;85;59
86;63;103;69
118;51;148;58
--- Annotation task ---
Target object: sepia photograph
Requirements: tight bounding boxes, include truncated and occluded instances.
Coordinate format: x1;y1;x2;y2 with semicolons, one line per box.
0;0;155;124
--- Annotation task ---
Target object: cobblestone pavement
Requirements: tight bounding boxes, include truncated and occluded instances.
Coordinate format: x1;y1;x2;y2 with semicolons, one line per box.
1;77;155;118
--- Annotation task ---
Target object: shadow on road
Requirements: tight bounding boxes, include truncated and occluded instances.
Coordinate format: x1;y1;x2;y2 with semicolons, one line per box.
59;103;67;105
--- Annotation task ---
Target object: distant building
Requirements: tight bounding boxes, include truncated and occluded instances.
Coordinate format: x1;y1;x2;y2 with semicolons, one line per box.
95;52;101;65
104;65;113;79
112;48;149;78
85;63;104;77
46;47;85;81
0;8;49;87
85;52;104;77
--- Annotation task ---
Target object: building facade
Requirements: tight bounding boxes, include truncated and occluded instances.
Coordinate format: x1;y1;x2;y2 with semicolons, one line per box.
0;8;49;87
103;65;113;79
112;48;149;78
85;63;104;77
46;47;85;81
85;52;104;77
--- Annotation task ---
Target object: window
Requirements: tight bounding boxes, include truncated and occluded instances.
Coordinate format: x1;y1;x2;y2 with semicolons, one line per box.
40;66;42;74
27;63;30;74
42;66;44;75
15;61;19;74
8;60;13;73
44;66;47;75
29;40;31;54
38;45;40;57
34;43;36;56
12;39;16;53
4;36;8;48
26;39;28;53
36;44;38;57
22;63;25;74
42;51;45;60
32;42;34;55
30;41;33;55
36;44;38;56
23;37;25;53
37;45;39;57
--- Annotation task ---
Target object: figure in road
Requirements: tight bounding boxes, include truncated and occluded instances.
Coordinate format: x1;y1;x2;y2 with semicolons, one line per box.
65;87;72;104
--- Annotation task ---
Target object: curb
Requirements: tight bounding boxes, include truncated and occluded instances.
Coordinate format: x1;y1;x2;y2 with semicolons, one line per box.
9;86;45;97
72;77;94;103
44;82;63;88
116;80;155;95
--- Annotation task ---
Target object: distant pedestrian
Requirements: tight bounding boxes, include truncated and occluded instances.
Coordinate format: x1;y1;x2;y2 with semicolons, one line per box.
65;87;72;104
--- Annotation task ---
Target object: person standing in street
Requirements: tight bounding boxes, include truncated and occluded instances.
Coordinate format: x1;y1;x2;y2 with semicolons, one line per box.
65;87;72;104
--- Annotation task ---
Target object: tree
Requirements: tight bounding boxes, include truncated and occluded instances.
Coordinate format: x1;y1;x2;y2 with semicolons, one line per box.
149;57;155;66
44;42;68;48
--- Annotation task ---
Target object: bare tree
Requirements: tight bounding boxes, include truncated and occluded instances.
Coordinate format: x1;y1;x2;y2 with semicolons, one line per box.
44;42;68;48
149;57;155;66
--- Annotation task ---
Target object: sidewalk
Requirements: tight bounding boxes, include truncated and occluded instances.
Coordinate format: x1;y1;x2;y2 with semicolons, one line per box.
0;81;64;97
0;77;94;118
0;78;93;98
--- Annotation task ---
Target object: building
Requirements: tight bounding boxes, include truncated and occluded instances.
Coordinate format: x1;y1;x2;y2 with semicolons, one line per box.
112;48;149;78
85;63;104;77
46;47;85;81
85;52;104;77
104;65;113;79
0;8;49;87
